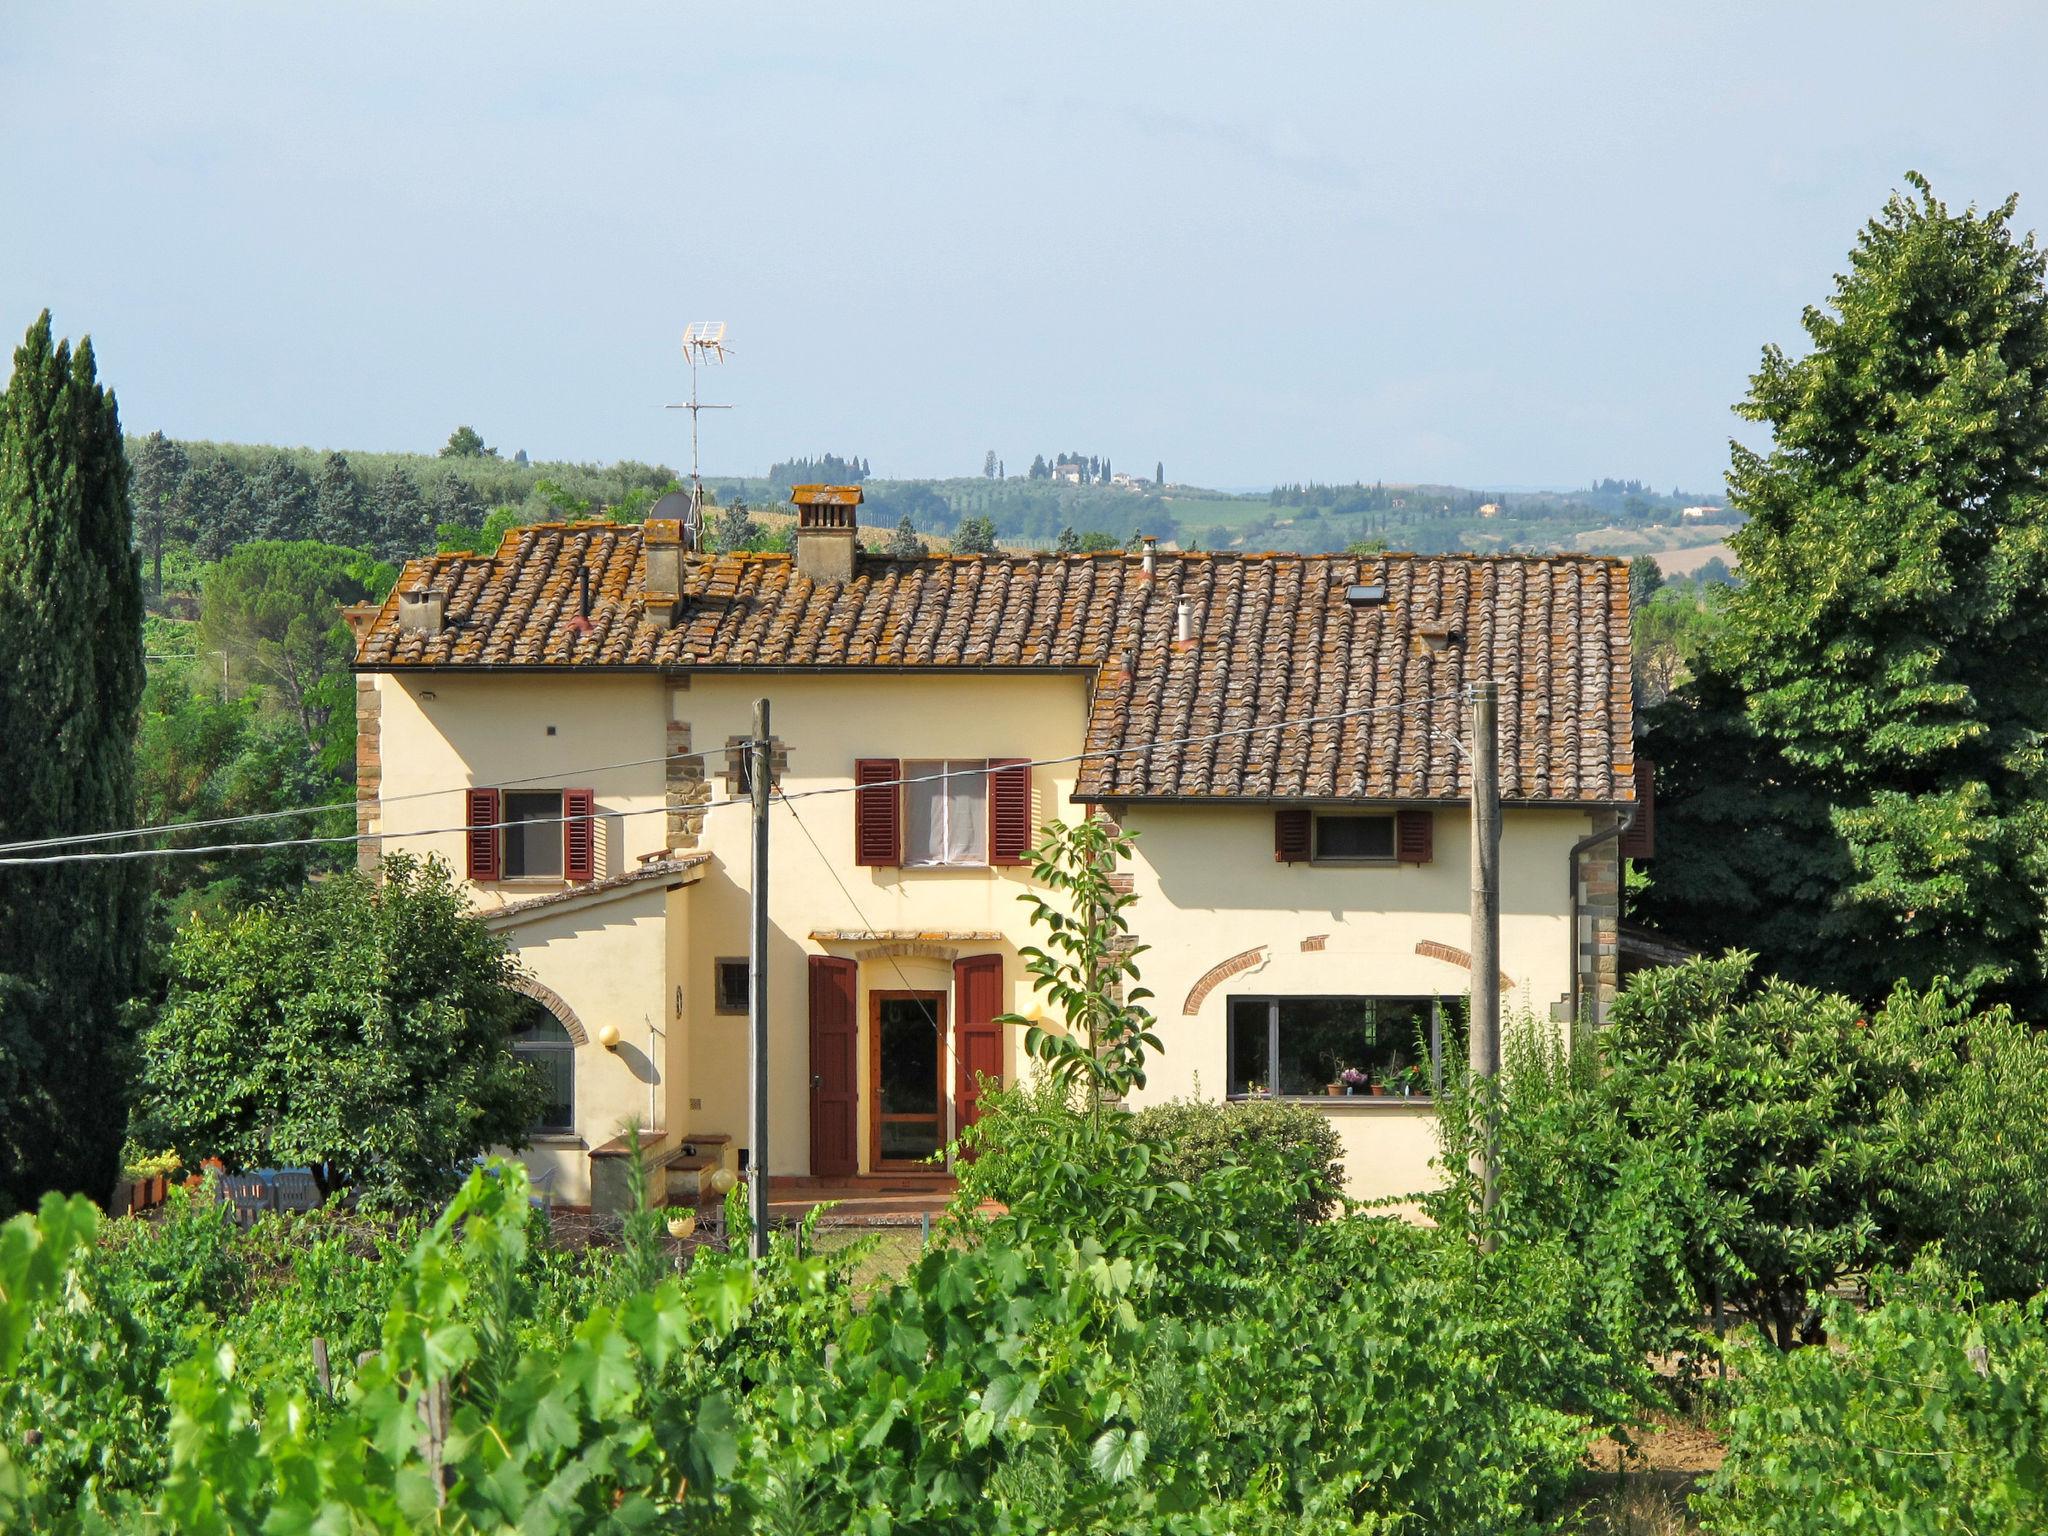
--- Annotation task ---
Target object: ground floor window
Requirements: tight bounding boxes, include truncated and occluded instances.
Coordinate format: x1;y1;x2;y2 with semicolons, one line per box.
511;1001;575;1133
1226;995;1443;1098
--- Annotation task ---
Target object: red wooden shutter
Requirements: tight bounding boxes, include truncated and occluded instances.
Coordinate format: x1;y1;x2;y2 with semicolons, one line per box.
808;956;859;1177
1620;759;1655;860
988;759;1032;864
1274;807;1311;863
1396;808;1434;864
562;788;596;881
953;954;1004;1156
854;758;900;866
465;788;501;881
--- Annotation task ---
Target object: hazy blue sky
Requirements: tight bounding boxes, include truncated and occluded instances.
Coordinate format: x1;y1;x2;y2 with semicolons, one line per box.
5;3;2046;492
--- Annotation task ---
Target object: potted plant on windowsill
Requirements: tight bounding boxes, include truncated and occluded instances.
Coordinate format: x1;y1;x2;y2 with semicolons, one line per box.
1339;1067;1369;1097
1393;1062;1429;1097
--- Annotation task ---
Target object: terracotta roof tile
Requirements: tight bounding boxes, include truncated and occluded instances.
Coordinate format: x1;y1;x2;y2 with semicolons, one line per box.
353;523;1635;805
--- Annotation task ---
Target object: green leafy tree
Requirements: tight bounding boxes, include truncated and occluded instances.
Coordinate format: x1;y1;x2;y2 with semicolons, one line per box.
196;541;379;748
982;449;996;478
138;855;545;1203
0;311;147;1214
1001;818;1161;1126
1627;555;1663;609
886;514;926;558
128;430;189;596
1647;176;2048;1003
1074;530;1121;553
440;424;493;458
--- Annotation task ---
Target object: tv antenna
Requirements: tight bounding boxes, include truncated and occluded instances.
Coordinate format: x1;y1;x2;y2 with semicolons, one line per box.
667;322;732;540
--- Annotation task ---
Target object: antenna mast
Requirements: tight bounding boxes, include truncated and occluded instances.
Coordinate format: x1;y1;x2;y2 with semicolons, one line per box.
667;322;732;540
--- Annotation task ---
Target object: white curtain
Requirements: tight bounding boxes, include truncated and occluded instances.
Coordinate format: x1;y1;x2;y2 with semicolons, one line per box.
904;761;986;865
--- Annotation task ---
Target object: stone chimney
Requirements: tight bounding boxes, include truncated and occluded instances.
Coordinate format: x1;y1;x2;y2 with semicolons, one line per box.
790;484;862;584
643;517;684;629
397;589;445;636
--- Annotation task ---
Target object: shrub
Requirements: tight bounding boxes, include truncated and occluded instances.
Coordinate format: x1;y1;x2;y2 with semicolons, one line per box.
138;853;544;1206
1697;1257;2048;1535
1129;1095;1343;1221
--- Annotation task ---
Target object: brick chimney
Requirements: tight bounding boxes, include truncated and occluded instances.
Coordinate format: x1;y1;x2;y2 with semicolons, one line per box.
790;484;861;584
643;517;684;629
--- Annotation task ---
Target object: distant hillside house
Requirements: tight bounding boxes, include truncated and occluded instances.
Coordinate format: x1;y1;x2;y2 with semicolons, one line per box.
1680;505;1722;520
1478;502;1501;519
1051;462;1085;484
348;486;1644;1213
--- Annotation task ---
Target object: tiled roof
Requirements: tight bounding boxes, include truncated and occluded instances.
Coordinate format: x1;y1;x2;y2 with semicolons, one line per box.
354;522;1635;805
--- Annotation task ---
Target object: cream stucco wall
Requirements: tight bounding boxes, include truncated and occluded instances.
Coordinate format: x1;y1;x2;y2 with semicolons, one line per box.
1117;802;1589;1203
366;665;1590;1206
674;672;1091;1175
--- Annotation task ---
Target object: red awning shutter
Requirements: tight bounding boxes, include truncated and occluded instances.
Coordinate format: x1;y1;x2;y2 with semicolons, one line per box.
854;759;900;866
1396;808;1434;864
466;788;501;881
1274;807;1311;863
1620;760;1655;860
954;954;1004;1155
563;788;596;881
988;759;1032;864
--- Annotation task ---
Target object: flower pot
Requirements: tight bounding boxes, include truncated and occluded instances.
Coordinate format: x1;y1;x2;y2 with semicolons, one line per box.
1325;1084;1342;1096
1369;1084;1386;1096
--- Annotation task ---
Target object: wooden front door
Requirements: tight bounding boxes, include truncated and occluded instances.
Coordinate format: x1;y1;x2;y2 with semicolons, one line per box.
869;991;947;1171
808;956;859;1178
953;955;1003;1157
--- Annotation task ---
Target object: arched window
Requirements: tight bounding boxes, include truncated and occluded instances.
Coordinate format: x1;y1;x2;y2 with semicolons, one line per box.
511;1000;575;1134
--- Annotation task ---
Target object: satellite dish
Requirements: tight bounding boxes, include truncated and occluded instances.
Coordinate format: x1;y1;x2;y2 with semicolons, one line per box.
649;489;703;552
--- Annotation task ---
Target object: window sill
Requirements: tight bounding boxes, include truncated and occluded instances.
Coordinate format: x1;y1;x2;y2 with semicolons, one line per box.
900;862;991;872
526;1132;585;1146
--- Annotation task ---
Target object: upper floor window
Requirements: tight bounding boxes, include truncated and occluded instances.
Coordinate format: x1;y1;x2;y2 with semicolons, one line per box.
466;787;596;882
1314;813;1394;863
905;760;987;867
853;758;1033;867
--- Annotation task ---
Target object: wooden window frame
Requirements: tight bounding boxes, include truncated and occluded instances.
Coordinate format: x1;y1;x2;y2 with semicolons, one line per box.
1309;811;1398;865
868;989;949;1172
714;958;750;1016
1226;994;1446;1102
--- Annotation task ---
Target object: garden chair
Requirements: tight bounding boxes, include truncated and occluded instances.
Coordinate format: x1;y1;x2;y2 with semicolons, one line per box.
271;1167;322;1213
221;1173;278;1227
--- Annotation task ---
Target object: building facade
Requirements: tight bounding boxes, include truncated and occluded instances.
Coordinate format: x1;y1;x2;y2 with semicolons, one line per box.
349;493;1638;1209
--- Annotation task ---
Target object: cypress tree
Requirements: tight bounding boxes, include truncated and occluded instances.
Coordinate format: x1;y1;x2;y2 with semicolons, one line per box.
0;311;146;1213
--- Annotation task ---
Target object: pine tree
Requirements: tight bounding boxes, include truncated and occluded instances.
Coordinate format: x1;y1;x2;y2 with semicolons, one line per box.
0;311;146;1212
432;472;486;533
887;515;926;558
129;431;189;596
1055;525;1080;554
1644;175;2048;1003
246;450;316;542
373;465;431;560
983;450;997;479
313;451;370;547
711;500;758;554
1156;461;1165;487
179;456;256;562
953;513;996;554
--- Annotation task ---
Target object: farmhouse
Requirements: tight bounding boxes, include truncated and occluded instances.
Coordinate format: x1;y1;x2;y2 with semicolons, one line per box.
349;487;1641;1210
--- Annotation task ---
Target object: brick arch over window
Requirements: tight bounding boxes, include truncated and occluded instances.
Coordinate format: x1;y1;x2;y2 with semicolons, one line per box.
1413;940;1514;993
511;977;589;1046
1182;946;1269;1016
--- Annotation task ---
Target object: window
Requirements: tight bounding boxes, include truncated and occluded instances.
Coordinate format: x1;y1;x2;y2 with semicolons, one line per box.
1226;996;1443;1098
466;787;596;882
715;959;749;1015
511;1001;575;1134
1314;813;1395;862
503;791;565;878
903;760;988;867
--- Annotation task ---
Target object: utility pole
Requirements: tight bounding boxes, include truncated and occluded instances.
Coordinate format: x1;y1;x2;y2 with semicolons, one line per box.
1467;678;1501;1242
748;696;771;1259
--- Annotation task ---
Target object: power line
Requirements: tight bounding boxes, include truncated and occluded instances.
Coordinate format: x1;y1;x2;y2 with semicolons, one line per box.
0;688;1477;868
0;741;742;855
